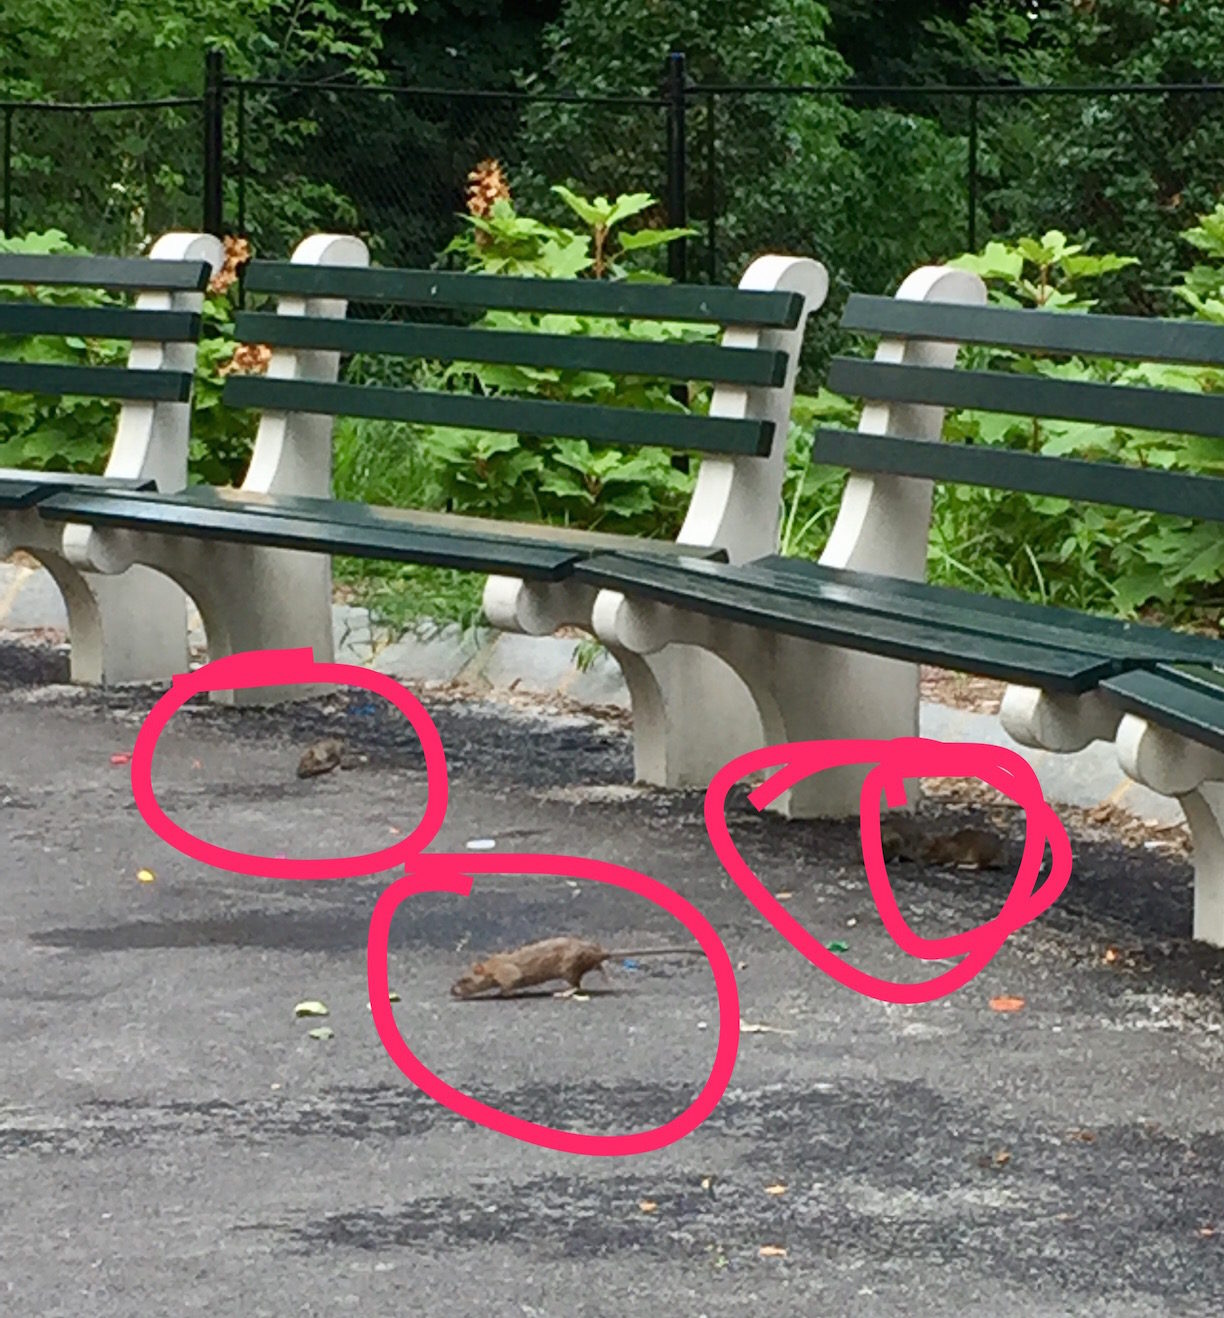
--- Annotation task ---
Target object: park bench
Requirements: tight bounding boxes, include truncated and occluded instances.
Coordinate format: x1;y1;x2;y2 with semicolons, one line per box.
0;233;222;684
578;262;1224;945
39;232;826;774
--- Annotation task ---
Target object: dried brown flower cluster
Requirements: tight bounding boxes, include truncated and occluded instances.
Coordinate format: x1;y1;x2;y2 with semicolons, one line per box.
466;158;511;244
209;235;252;296
218;341;272;377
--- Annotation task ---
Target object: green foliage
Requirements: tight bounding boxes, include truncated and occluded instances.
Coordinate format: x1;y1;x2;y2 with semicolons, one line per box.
949;229;1138;310
0;229;130;473
415;187;705;536
515;1;857;289
917;0;1224;313
939;225;1224;620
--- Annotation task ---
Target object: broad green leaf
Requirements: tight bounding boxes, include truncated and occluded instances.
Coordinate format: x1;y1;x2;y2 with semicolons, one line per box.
616;227;699;251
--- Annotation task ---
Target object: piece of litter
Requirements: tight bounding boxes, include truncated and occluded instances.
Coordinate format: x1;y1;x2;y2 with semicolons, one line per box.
136;868;156;884
388;991;401;1003
571;993;590;1003
307;1026;334;1041
846;917;857;927
621;959;642;971
758;1245;787;1259
697;1021;708;1030
989;995;1026;1013
775;891;794;901
109;753;130;766
764;1183;788;1196
638;1200;658;1214
294;1000;329;1018
466;838;496;851
828;940;849;953
350;703;376;717
737;961;748;971
741;1019;796;1036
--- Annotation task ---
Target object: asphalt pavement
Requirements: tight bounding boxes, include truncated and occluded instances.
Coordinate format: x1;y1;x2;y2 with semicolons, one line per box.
2;637;1224;1317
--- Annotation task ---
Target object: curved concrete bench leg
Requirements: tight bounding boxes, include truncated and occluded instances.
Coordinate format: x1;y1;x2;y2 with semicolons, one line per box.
3;508;189;685
62;524;333;704
486;573;765;787
1116;714;1224;947
999;684;1122;754
592;587;918;814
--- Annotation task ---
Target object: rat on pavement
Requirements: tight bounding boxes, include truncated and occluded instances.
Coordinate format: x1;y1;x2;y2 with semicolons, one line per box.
879;819;1007;870
450;936;703;999
296;737;346;779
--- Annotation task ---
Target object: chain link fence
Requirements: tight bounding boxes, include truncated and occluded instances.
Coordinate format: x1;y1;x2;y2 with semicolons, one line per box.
4;54;1224;323
1;98;204;254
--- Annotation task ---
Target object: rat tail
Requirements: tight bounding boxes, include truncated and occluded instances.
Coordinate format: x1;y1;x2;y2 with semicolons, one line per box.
606;946;703;959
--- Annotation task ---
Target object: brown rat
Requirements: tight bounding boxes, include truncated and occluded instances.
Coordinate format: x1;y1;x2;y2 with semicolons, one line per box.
450;936;702;1000
880;819;1006;870
297;737;345;779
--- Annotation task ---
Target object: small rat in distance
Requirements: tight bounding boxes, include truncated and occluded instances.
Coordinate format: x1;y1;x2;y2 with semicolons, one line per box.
450;936;703;1000
296;737;348;779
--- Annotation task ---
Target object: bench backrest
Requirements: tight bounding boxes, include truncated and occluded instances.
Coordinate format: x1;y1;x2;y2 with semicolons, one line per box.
817;292;1224;526
0;251;213;407
224;261;810;461
0;235;223;503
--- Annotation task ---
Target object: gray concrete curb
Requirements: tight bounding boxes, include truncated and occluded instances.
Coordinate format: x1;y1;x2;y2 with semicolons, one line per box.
0;561;1183;825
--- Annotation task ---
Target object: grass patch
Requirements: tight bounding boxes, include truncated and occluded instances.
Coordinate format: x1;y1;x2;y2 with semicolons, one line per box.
330;416;487;634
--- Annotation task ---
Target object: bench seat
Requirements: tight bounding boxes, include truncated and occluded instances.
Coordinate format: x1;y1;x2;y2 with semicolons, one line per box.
575;550;1127;691
1101;664;1224;757
39;485;728;582
0;469;156;510
584;262;1224;945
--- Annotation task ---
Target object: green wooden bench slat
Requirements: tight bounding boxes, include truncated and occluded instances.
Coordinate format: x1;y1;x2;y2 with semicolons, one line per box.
163;487;731;562
35;490;587;582
0;254;211;293
0;361;194;403
571;551;1119;691
813;427;1224;523
1100;665;1224;756
243;263;805;328
233;312;789;387
685;548;1201;669
0;470;157;509
0;303;201;343
753;554;1224;669
841;294;1224;366
829;357;1224;441
222;375;773;456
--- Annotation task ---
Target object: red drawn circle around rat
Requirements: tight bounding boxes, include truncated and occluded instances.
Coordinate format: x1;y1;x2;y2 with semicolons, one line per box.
367;856;741;1157
703;736;1072;1005
127;650;1072;1154
127;648;447;879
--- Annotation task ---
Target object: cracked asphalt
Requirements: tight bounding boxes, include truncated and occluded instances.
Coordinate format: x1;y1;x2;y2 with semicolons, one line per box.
2;638;1224;1317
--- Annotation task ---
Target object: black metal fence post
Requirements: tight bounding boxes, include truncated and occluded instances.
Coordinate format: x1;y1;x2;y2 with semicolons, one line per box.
665;50;688;284
967;90;979;253
203;49;224;236
704;90;717;283
2;107;13;236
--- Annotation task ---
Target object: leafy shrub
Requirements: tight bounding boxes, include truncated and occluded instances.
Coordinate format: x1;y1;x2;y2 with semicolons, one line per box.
384;181;706;539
